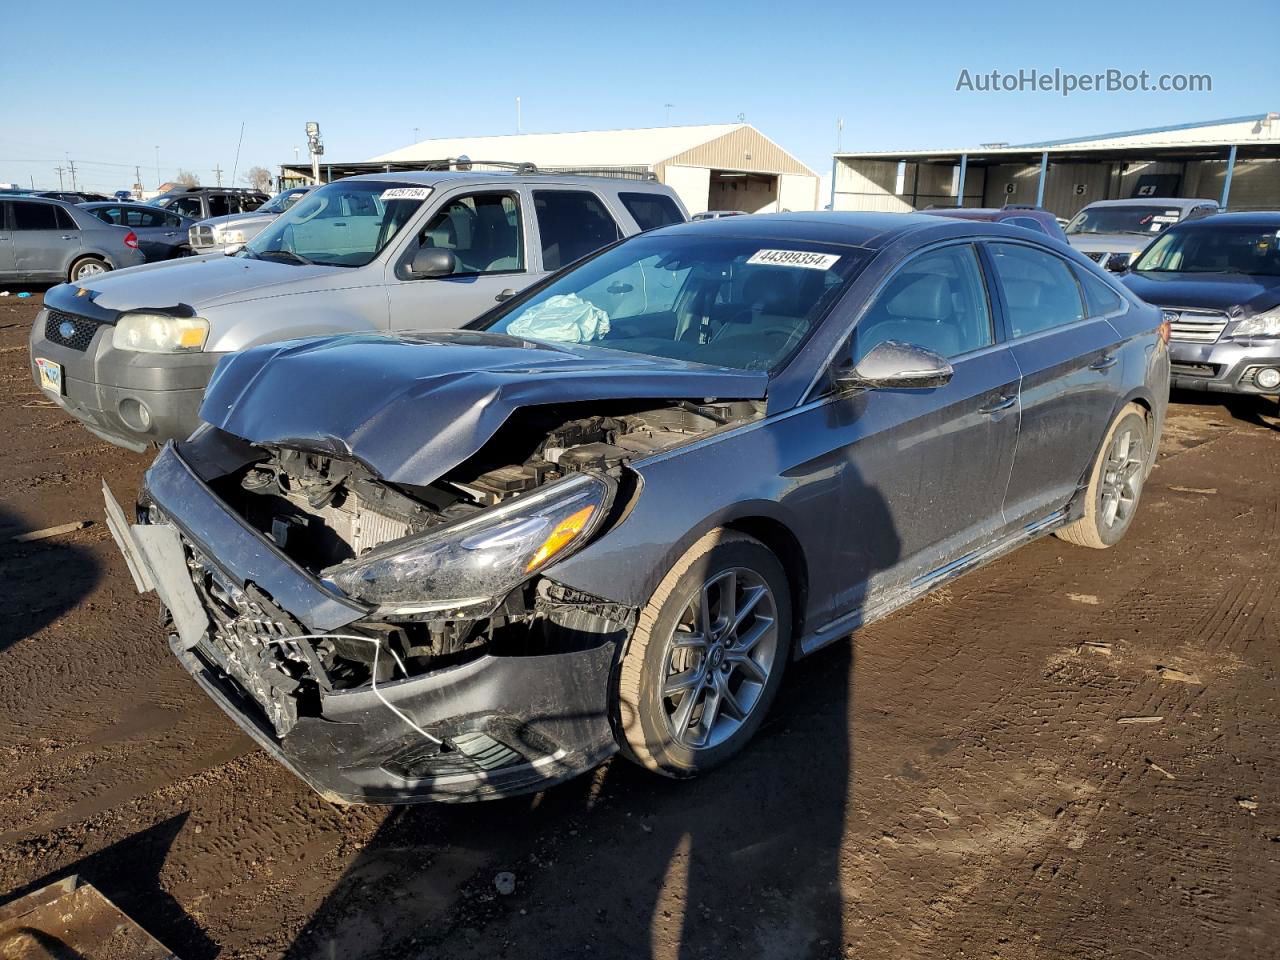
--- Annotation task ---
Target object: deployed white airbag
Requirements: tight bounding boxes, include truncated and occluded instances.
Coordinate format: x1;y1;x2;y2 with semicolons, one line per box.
507;293;611;343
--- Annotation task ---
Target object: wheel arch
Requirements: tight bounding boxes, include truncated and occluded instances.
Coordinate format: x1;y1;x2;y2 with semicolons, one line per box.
721;514;810;648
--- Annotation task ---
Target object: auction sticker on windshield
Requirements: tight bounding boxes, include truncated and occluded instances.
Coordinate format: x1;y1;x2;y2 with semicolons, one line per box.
35;358;63;395
747;249;841;270
380;187;432;201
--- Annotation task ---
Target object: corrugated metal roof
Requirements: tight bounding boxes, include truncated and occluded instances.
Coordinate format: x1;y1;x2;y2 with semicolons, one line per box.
836;113;1280;160
373;124;747;168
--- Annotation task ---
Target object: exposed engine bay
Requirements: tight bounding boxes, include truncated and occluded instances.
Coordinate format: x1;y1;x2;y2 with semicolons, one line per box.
186;399;761;731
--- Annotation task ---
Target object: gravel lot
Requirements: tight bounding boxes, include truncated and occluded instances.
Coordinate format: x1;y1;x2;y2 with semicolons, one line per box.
1;289;1277;959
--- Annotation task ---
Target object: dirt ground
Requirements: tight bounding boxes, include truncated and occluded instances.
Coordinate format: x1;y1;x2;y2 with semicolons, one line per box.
0;288;1277;960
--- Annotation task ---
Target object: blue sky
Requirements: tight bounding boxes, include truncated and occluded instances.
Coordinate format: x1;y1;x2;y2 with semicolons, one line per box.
3;0;1276;193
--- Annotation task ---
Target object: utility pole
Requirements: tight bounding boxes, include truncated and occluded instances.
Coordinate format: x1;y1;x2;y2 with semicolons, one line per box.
664;103;674;124
836;117;844;153
55;166;65;190
154;145;161;191
213;164;224;186
134;166;142;198
413;126;420;143
67;158;78;191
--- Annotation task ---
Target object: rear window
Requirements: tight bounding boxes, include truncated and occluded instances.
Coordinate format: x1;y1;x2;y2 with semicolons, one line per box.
1073;266;1126;317
619;192;684;231
534;190;622;270
12;202;58;230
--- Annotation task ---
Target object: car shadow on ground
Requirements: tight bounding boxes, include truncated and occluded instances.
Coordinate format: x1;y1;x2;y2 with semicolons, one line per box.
1171;388;1280;433
0;506;102;655
2;814;217;959
280;452;900;960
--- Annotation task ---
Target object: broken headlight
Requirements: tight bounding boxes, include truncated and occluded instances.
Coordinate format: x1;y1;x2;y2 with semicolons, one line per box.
322;473;614;615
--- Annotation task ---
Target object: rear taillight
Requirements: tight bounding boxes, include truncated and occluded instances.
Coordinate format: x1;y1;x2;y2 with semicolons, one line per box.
124;231;139;250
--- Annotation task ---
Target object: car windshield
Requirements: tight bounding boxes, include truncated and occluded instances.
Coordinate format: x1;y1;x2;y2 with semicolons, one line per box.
240;180;429;268
1066;205;1183;236
483;234;866;372
256;189;308;215
1132;224;1280;276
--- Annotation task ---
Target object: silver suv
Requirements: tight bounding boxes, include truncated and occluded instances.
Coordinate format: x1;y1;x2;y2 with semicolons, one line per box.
189;187;313;255
28;171;686;451
1066;197;1218;271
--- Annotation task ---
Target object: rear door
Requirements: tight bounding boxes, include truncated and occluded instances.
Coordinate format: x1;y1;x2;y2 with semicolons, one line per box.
11;201;80;279
984;241;1126;525
123;206;181;258
385;187;534;330
531;188;623;272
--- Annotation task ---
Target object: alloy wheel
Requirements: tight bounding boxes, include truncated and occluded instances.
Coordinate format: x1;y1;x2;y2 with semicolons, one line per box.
660;567;779;750
1099;425;1145;529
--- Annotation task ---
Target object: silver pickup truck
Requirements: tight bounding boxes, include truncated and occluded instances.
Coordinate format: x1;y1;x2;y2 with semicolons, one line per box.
188;186;313;255
28;171;686;451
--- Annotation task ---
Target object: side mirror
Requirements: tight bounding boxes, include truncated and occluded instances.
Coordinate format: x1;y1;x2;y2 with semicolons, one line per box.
835;340;954;391
1104;254;1129;273
409;247;457;278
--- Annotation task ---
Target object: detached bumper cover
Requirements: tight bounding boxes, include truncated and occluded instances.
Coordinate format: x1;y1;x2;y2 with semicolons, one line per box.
104;445;624;803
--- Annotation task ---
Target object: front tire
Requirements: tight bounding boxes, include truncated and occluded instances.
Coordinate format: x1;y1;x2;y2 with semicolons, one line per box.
68;256;109;282
615;530;792;777
1056;403;1150;549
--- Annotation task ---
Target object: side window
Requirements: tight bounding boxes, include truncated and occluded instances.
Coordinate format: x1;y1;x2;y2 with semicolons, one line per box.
54;207;78;231
619;192;684;231
12;202;58;230
1073;266;1126;318
207;195;231;217
95;206;123;225
854;244;993;361
987;242;1085;338
171;196;203;219
417;193;523;275
165;213;185;228
534;190;622;270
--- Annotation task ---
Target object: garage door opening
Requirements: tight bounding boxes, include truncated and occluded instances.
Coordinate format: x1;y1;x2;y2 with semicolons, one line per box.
709;170;778;213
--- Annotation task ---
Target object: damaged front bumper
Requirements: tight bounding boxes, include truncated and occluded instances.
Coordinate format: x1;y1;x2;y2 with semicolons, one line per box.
104;443;629;804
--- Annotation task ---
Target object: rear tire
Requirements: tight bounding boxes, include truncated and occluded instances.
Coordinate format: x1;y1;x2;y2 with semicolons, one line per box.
1056;403;1150;549
68;256;109;282
615;530;792;778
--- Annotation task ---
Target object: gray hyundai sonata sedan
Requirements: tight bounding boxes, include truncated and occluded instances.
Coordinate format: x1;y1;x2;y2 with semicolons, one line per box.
106;212;1170;803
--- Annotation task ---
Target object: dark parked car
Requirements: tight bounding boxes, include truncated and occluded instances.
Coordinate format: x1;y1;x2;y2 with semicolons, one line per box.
80;202;195;261
1120;211;1280;401
34;191;112;204
106;212;1168;803
924;205;1069;242
0;195;145;285
149;187;268;222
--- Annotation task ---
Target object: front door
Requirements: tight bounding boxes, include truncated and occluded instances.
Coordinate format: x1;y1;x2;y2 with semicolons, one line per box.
805;243;1022;630
983;241;1126;525
0;203;16;278
385;188;536;332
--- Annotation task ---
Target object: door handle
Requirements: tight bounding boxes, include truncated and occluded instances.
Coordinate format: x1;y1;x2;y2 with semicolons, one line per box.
1090;354;1118;371
978;395;1016;415
60;235;76;240
495;288;517;302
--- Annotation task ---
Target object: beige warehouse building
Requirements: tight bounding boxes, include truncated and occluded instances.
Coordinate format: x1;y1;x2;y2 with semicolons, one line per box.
365;124;821;216
832;113;1280;218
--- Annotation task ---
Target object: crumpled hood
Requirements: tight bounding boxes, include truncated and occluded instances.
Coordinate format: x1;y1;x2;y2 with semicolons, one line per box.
200;331;769;485
1121;271;1280;314
74;254;343;311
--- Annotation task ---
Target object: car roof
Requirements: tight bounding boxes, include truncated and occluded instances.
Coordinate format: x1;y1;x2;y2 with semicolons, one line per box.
648;210;1038;251
346;170;672;190
1079;197;1214;210
80;200;176;210
1164;210;1280;228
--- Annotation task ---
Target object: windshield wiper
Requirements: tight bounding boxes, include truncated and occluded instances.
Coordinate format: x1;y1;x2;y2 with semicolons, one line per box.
256;249;314;266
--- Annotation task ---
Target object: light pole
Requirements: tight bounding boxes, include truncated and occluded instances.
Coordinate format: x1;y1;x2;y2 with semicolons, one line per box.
664;103;674;124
